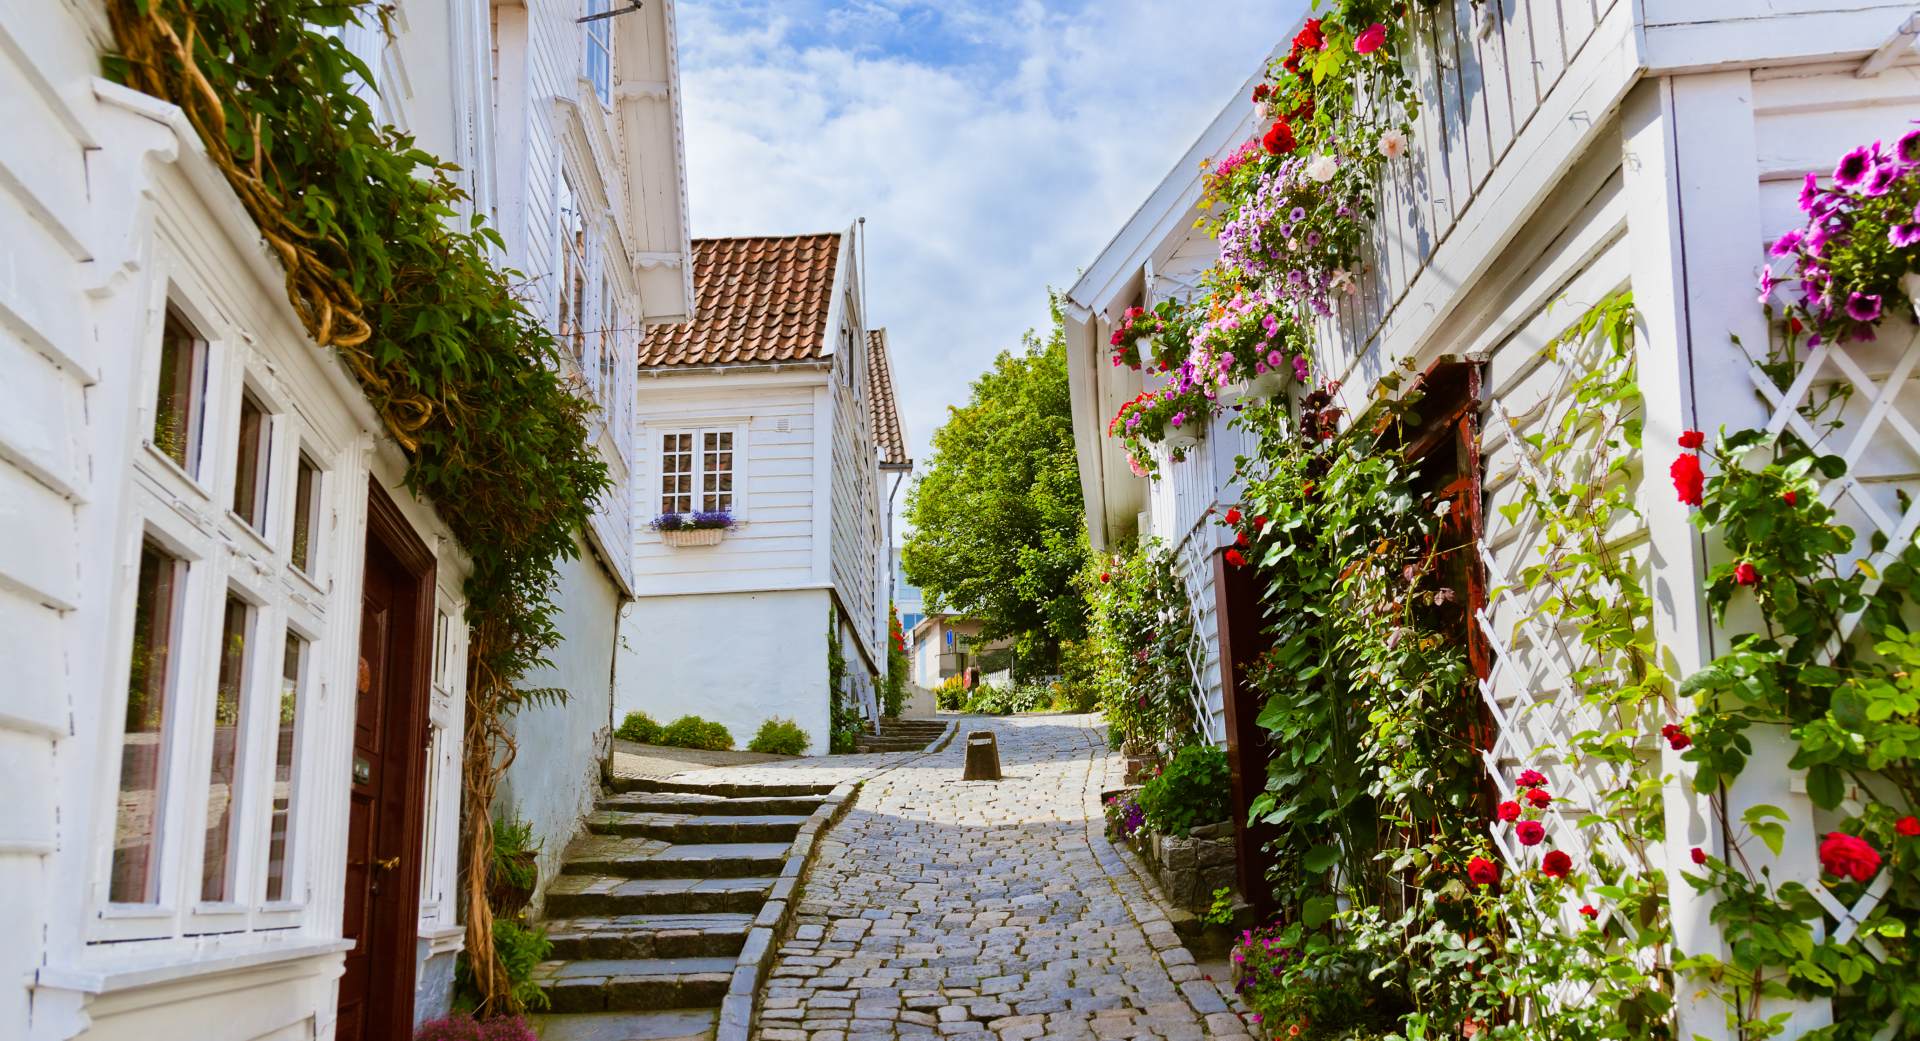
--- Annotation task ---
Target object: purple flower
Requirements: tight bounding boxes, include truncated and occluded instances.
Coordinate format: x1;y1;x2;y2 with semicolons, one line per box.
1254;362;1268;375
1866;163;1901;197
1899;129;1920;165
1807;225;1836;257
1307;231;1323;247
1293;355;1310;381
1267;349;1283;368
1171;412;1186;428
1757;265;1777;304
1771;229;1805;257
1290;206;1307;223
1846;292;1884;323
1836;146;1875;189
1892;222;1920;248
1800;172;1822;214
1287;269;1304;285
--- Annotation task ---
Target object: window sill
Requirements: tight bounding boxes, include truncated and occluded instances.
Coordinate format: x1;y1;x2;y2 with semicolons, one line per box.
41;937;354;995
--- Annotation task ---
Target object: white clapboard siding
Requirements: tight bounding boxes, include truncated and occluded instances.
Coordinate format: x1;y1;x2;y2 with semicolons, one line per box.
634;382;820;589
828;344;885;672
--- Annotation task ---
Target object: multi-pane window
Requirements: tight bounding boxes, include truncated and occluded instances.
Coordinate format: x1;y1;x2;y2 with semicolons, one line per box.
660;433;693;515
201;594;254;903
291;454;322;574
112;541;187;905
153;309;208;476
584;0;613;105
232;391;272;531
658;430;735;517
263;634;305;903
556;173;588;364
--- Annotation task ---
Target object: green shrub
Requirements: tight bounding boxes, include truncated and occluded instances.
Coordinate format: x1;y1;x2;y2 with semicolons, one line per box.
1135;743;1231;836
962;683;1054;715
456;917;551;1012
934;676;967;711
660;715;733;751
747;717;809;756
489;817;538;892
614;710;662;745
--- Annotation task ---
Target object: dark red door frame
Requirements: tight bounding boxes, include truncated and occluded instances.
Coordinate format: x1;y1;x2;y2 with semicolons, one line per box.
341;478;436;1039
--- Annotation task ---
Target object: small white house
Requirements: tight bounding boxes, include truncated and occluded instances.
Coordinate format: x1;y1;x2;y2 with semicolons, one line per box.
1065;4;1920;1037
0;1;689;1038
615;233;904;754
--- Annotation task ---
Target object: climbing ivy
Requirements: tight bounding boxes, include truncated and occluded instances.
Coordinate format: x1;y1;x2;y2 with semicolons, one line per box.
104;1;608;1013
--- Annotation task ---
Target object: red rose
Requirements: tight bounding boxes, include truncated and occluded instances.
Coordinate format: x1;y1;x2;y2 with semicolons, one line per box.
1495;801;1521;823
1224;508;1243;526
1262;120;1297;156
1541;850;1573;879
1733;562;1760;587
1294;18;1325;51
1226;548;1248;568
1516;769;1546;789
1678;430;1706;449
1819;832;1882;883
1527;788;1552;808
1252;84;1271;102
1515;820;1546;846
1579;904;1599;919
1254;515;1269;528
1782;491;1798;505
1671;453;1704;506
1467;856;1500;887
1661;723;1692;751
1354;23;1388;55
1283;49;1303;75
1099;573;1111;584
1898;816;1920;837
1691;847;1708;865
1236;531;1250;548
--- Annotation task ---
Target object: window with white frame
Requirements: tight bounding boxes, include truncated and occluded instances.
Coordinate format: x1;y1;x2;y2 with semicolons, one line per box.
583;0;613;105
556;172;589;365
101;292;334;940
658;429;735;517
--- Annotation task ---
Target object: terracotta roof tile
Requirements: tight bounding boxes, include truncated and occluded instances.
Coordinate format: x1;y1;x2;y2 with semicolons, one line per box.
867;329;908;466
639;234;843;368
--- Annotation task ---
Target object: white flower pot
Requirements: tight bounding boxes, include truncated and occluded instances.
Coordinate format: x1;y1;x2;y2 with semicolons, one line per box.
660;527;726;547
1162;428;1201;454
1245;369;1290;399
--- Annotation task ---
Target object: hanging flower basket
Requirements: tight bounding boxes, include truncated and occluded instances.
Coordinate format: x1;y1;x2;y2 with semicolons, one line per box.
1243;369;1291;399
1163;426;1203;454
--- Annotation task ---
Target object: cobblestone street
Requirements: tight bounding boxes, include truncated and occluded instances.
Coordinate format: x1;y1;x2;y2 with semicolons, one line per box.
743;715;1252;1041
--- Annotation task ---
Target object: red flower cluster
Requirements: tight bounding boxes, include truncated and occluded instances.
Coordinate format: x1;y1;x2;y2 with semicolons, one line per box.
1293;18;1325;52
1526;788;1552;808
1672;431;1706;506
1819;832;1882;883
1516;820;1546;846
1262;120;1297;156
1223;508;1243;526
1541;850;1573;879
1660;723;1692;751
1579;903;1599;919
1252;84;1271;103
1898;816;1920;837
1467;856;1500;887
1496;801;1521;822
1099;572;1111;584
1733;562;1760;587
1226;548;1248;568
1516;768;1547;789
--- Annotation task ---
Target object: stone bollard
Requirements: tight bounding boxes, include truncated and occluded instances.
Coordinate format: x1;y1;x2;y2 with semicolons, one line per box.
962;731;1002;781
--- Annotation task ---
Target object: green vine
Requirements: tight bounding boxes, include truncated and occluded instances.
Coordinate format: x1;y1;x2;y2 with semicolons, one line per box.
1080;541;1203;752
104;1;608;1013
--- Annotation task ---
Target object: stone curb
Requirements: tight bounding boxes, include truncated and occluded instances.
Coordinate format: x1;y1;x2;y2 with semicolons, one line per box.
717;715;963;1041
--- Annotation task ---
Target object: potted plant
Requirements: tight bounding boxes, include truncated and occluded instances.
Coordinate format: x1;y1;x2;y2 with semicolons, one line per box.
1185;288;1311;400
651;509;736;546
1108;375;1218;474
1109;298;1196;372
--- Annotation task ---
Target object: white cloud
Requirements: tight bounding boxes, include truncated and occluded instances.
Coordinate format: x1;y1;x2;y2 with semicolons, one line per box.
676;0;1300;520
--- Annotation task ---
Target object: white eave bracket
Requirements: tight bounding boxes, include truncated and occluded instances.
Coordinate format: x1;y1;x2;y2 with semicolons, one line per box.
1857;11;1920;79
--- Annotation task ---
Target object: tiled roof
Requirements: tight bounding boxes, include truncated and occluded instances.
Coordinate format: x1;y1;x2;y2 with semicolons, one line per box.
639;233;843;367
867;329;908;466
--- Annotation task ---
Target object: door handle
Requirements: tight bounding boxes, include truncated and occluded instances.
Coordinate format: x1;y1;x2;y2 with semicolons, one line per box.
375;856;401;872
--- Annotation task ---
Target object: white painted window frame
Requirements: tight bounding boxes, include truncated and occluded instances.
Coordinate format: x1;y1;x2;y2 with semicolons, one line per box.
90;264;343;945
583;0;615;107
651;423;749;521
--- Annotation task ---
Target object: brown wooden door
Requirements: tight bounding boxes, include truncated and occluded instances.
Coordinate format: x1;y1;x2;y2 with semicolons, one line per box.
339;483;435;1041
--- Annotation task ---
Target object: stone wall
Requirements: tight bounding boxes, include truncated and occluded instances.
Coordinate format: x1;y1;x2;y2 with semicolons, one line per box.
1132;822;1238;916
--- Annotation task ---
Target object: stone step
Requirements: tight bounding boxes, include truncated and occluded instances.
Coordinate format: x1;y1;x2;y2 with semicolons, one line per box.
586;811;810;844
530;1009;719;1041
533;957;735;1014
598;791;826;817
543;912;753;960
609;776;836;798
544;875;777;917
561;836;790;879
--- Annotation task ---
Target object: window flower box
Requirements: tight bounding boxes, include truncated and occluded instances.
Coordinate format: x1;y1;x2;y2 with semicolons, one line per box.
651;510;735;547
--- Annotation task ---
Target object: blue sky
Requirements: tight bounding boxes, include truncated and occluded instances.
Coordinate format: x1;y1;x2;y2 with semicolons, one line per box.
675;0;1298;515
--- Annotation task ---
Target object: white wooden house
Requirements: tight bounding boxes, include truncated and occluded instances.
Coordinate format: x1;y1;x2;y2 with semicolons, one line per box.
0;1;690;1038
1066;4;1920;1037
614;233;903;755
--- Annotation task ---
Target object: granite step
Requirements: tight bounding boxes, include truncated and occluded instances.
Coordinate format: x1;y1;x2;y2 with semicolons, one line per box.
596;790;826;817
529;1009;719;1041
608;776;836;798
533;957;735;1013
560;836;789;879
543;912;753;960
544;874;777;917
586;811;810;844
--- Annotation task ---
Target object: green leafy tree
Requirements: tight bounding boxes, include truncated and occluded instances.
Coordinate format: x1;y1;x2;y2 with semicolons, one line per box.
902;298;1089;669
